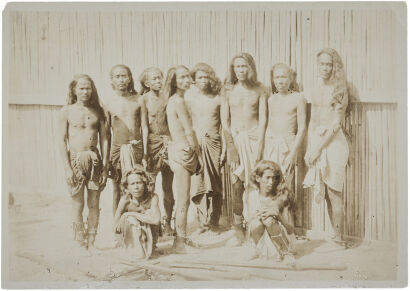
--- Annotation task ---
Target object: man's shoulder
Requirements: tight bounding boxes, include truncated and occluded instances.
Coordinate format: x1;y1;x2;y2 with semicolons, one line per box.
151;193;159;202
255;83;268;96
61;104;70;112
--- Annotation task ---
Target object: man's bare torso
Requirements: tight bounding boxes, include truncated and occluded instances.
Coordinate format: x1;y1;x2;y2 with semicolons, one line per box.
65;104;101;153
106;95;142;144
166;95;188;144
309;85;336;131
143;91;169;135
228;85;261;134
189;90;221;137
266;92;301;138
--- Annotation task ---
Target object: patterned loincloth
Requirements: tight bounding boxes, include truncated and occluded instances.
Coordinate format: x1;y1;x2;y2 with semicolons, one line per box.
69;146;102;196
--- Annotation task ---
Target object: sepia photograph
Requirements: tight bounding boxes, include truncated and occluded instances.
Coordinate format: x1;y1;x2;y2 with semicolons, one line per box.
2;1;407;288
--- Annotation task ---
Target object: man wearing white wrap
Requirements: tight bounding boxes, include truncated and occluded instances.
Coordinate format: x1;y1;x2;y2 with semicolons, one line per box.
303;48;350;245
221;52;268;245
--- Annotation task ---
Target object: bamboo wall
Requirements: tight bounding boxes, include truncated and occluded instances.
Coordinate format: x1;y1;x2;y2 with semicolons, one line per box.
6;5;399;105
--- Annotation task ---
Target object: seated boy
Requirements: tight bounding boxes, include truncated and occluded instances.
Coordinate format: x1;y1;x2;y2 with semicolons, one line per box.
247;160;297;261
114;165;161;259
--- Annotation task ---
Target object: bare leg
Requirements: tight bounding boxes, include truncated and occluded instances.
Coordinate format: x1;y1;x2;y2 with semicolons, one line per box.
264;217;290;257
71;189;86;246
161;166;175;235
209;193;222;228
87;189;101;248
326;186;344;242
172;163;191;253
72;189;85;223
249;219;265;245
113;181;121;216
231;176;245;243
232;177;245;219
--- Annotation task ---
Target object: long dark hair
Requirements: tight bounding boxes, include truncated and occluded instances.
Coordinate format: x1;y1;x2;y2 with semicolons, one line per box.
223;52;262;94
317;48;351;117
138;67;164;96
251;160;296;210
163;65;190;99
109;64;137;95
67;74;105;121
190;62;222;96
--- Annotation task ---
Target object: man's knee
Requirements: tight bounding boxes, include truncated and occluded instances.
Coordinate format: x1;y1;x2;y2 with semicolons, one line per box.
249;219;264;233
126;216;138;225
264;218;282;235
327;188;344;213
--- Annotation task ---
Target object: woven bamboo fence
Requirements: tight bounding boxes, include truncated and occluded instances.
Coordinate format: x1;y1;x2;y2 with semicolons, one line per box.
6;7;398;105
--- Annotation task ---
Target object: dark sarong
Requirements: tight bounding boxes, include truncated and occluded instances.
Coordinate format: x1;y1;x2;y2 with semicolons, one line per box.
147;133;170;173
110;140;143;183
191;133;222;228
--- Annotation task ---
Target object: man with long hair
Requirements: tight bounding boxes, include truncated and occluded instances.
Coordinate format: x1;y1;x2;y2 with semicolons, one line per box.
139;67;175;236
247;160;296;261
303;48;350;245
221;53;268;245
185;63;226;234
114;165;161;259
105;64;149;217
58;74;109;250
264;63;307;227
165;65;201;253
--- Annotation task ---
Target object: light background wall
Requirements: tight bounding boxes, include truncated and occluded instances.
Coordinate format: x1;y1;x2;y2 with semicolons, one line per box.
5;3;404;242
6;3;399;105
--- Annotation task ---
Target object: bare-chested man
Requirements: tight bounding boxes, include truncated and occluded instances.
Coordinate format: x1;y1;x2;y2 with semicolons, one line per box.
303;48;350;245
165;65;201;253
59;74;109;250
221;53;268;245
264;63;307;226
139;67;174;236
106;65;148;216
185;63;226;233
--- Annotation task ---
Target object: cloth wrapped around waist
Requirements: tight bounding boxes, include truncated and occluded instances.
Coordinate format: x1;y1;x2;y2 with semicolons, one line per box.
69;146;102;196
115;212;156;259
247;190;294;259
168;140;200;175
303;126;349;202
191;132;222;201
231;126;259;188
110;140;143;182
264;135;295;173
147;133;170;173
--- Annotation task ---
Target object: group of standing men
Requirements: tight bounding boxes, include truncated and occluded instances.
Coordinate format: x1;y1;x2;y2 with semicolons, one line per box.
59;48;350;257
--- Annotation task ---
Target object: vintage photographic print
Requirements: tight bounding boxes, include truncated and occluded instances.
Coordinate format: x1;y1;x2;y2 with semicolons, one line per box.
3;1;407;288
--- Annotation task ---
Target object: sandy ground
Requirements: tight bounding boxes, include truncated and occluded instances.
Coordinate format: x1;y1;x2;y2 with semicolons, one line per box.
5;178;398;287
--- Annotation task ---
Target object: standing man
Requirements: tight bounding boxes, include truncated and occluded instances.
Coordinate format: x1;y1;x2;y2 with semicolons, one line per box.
165;65;201;253
59;74;109;250
106;64;148;216
221;53;268;245
264;63;307;227
185;63;226;234
139;67;175;236
303;48;350;245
